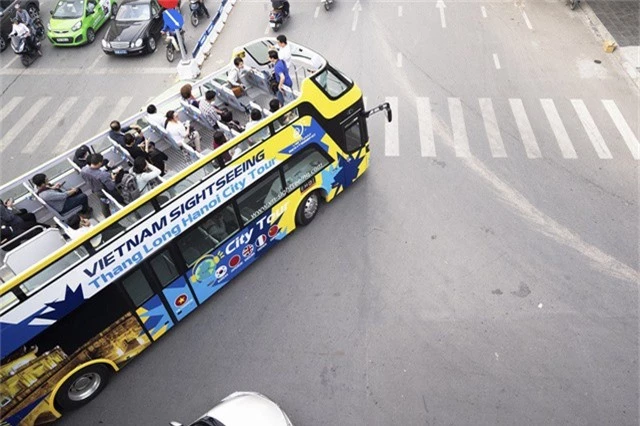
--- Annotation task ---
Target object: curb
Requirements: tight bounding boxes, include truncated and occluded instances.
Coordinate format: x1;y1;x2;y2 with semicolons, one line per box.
581;0;639;88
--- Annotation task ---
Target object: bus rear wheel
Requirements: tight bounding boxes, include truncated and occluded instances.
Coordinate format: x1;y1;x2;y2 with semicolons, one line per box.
296;191;320;226
55;364;111;411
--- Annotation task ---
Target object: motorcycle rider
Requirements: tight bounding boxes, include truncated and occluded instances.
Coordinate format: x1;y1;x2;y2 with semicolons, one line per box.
9;18;41;56
271;0;289;17
196;0;210;18
14;4;32;28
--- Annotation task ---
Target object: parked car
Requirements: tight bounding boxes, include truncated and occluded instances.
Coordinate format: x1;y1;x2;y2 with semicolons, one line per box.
101;0;162;55
0;0;40;51
47;0;116;46
169;392;294;426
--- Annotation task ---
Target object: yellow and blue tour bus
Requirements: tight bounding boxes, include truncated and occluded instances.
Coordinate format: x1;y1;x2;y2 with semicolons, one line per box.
0;38;391;425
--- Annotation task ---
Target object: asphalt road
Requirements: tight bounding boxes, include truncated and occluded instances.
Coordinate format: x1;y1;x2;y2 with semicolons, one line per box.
2;0;639;424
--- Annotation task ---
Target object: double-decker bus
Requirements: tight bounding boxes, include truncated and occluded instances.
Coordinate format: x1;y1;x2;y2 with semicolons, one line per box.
0;38;391;426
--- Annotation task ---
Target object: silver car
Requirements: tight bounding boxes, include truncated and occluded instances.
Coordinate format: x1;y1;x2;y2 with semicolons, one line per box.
170;392;294;426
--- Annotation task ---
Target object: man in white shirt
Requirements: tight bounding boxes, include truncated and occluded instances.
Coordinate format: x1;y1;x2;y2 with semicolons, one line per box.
276;34;292;73
146;104;166;143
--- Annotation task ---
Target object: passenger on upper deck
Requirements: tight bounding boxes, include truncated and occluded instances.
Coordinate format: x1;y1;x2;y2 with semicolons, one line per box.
268;50;293;105
147;141;168;176
109;120;144;147
132;157;162;195
73;145;110;169
246;108;263;131
199;90;225;129
32;174;91;216
80;153;124;217
212;131;232;167
275;35;292;73
0;202;44;250
124;133;149;161
269;98;282;113
165;110;202;153
220;110;245;133
180;84;200;108
227;57;249;97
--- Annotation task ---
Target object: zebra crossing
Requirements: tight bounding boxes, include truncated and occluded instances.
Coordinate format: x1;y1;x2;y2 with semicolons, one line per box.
0;95;638;160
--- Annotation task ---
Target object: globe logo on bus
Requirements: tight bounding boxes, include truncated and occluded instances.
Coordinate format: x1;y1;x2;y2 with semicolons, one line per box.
190;256;217;284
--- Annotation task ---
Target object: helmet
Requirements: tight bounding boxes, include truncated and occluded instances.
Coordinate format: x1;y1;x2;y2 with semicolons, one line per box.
14;4;21;9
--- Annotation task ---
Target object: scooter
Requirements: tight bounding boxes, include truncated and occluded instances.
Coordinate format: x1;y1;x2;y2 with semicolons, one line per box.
189;0;208;27
10;33;40;67
163;30;185;62
31;17;45;40
322;0;333;11
269;0;289;31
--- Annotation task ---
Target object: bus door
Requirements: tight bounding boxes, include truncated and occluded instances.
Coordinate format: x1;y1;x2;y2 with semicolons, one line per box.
340;113;368;188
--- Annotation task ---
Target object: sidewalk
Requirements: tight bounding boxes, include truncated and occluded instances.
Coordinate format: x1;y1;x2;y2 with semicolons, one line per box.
583;0;640;84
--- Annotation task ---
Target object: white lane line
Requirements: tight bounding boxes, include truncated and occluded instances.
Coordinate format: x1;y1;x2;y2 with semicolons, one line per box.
2;55;19;69
481;5;487;17
352;0;362;31
417;97;436;157
436;0;447;28
448;98;471;157
0;97;51;151
56;96;106;153
398;5;403;16
522;11;533;30
363;96;367;108
100;96;134;131
23;97;79;154
509;98;541;158
571;99;612;159
264;25;270;35
314;6;319;18
540;99;577;159
493;53;501;69
88;53;104;69
479;98;507;158
385;96;399;156
0;97;25;121
0;67;176;76
602;99;640;160
397;53;402;68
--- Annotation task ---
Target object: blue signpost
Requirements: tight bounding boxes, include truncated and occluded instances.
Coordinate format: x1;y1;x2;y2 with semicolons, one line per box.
162;9;187;61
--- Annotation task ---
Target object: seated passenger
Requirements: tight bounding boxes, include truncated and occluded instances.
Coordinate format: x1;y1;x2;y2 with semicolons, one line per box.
180;84;199;108
213;131;232;167
227;57;249;97
66;213;102;247
109;120;144;147
269;98;282;113
165;110;202;152
245;108;262;130
124;133;149;161
0;202;45;250
73;145;91;168
32;173;91;216
146;104;166;143
199;90;225;129
147;141;168;176
132;157;162;195
220;110;244;133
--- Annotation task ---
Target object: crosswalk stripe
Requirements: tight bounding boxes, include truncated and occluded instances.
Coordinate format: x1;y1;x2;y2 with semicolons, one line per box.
509;98;541;158
55;96;106;153
479;98;506;158
0;97;51;151
416;97;436;157
385;97;399;156
540;99;577;159
0;96;25;120
571;99;612;159
100;96;134;131
448;98;470;157
22;97;79;154
602;100;640;160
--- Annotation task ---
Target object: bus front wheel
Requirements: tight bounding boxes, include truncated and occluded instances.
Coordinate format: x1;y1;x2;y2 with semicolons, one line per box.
296;191;320;226
55;364;111;411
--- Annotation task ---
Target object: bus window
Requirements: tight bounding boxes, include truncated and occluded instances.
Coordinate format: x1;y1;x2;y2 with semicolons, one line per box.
283;146;331;191
0;292;19;315
19;247;89;296
121;269;154;307
273;108;299;133
200;205;240;244
176;225;219;266
343;117;365;153
237;171;285;223
149;250;180;288
312;65;352;99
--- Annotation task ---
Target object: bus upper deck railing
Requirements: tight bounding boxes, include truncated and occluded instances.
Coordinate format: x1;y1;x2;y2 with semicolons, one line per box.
0;38;328;290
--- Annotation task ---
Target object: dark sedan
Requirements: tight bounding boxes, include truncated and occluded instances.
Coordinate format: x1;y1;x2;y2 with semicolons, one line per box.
101;0;162;55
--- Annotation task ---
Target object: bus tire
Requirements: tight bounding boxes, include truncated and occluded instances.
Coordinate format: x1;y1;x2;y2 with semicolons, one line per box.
55;364;111;411
296;191;320;226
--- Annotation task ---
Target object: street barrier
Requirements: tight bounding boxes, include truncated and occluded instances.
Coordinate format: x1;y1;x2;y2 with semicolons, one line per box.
179;0;236;79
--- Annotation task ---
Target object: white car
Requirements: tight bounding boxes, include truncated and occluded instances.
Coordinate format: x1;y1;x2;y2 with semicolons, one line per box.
170;392;294;426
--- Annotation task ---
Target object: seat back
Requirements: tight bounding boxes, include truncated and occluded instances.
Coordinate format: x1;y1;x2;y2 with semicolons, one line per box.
4;228;68;275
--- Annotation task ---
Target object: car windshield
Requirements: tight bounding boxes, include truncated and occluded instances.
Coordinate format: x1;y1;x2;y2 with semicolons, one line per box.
52;0;84;18
116;2;150;21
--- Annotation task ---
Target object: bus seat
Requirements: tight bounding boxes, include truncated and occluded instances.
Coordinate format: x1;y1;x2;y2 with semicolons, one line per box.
246;68;272;95
108;136;134;164
3;227;68;276
209;80;250;114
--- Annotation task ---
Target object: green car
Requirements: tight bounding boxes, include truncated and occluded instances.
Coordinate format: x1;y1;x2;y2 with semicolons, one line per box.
47;0;116;46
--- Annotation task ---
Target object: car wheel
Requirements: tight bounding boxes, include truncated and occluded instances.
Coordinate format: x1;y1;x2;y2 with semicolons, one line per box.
295;191;320;226
146;36;156;53
27;3;39;18
54;364;111;411
0;36;6;52
86;28;95;44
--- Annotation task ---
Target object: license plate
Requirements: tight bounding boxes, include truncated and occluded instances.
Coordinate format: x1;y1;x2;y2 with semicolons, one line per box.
57;38;69;42
114;49;128;55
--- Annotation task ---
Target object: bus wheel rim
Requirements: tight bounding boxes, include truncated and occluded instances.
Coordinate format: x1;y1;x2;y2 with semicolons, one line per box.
68;372;101;401
304;194;318;219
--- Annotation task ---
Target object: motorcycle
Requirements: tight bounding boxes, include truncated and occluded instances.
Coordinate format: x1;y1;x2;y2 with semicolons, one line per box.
10;33;40;67
322;0;333;11
163;30;185;62
30;17;45;40
189;0;208;27
269;0;289;31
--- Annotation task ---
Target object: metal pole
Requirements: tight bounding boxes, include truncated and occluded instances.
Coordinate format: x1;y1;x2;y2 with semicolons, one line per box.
177;29;188;62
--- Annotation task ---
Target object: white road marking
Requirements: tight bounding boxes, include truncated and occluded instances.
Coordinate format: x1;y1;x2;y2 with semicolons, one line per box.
264;24;270;35
2;55;19;69
88;52;104;69
363;96;367;108
0;97;51;151
0;67;176;76
540;98;577;159
352;0;362;31
522;10;533;30
493;53;501;69
100;96;134;131
479;98;507;158
602;99;640;160
397;53;402;68
314;6;319;18
571;99;612;159
385;96;399;156
436;0;447;28
56;96;106;153
416;97;436;157
481;5;487;17
448;98;471;157
22;97;79;154
0;97;24;120
398;5;403;16
509;98;541;158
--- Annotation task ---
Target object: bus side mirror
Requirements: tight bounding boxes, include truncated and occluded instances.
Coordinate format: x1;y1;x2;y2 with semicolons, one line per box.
386;107;392;123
